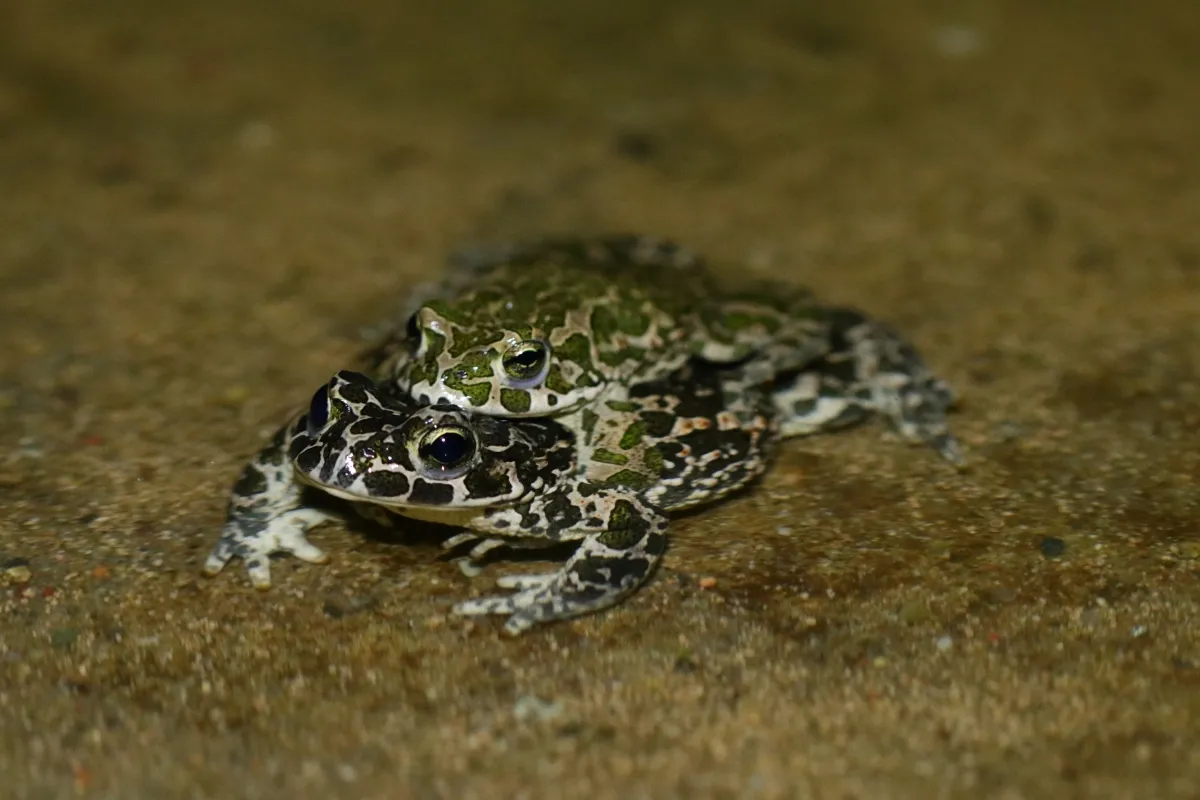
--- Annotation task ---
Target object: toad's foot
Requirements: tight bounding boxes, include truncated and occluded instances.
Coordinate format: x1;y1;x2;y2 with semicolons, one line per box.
202;509;332;589
777;308;963;465
444;535;578;578
202;422;338;588
444;534;510;578
452;496;668;634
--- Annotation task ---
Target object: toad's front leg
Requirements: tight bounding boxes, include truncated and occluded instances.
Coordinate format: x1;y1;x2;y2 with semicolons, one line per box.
202;420;338;589
452;488;668;634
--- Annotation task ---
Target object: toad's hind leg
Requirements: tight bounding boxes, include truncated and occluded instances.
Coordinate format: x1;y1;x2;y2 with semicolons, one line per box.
202;420;337;589
770;370;875;438
775;308;962;465
452;490;669;634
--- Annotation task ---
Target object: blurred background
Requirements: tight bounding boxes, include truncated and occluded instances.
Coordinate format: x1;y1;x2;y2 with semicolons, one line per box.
1;1;1198;797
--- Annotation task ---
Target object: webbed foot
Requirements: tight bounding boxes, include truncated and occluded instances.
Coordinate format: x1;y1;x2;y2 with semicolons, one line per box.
202;509;332;589
202;423;338;588
452;495;668;634
776;308;963;466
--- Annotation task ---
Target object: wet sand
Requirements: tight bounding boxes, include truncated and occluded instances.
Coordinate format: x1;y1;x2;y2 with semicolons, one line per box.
2;0;1198;797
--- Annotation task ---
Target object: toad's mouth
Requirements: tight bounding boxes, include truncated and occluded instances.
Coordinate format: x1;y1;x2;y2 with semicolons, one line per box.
389;506;488;527
293;470;527;511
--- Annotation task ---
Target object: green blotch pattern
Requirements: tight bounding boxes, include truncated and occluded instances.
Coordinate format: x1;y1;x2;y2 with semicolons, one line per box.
599;469;652;491
543;363;575;396
592;448;629;466
425;300;473;325
590;306;619;344
452;380;492;407
618;421;645;450
614;306;651;336
598;498;653;549
642;447;665;476
581;408;600;439
423;330;447;360
409;330;447;387
596;350;622;368
555;332;595;373
453;350;495;379
500;388;531;414
445;326;506;358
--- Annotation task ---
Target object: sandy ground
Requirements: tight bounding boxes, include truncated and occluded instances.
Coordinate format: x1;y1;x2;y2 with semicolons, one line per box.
2;0;1199;797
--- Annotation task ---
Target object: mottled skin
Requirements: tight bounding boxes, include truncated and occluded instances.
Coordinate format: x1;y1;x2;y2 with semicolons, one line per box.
768;307;961;461
371;235;961;464
205;364;777;633
203;234;963;630
204;339;958;632
372;235;829;418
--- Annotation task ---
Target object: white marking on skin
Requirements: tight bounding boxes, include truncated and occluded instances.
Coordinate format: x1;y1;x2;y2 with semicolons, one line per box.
559;306;593;339
426;313;449;338
397;507;488;526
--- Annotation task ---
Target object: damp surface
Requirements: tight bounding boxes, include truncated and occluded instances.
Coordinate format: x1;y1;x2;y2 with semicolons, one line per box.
2;0;1199;797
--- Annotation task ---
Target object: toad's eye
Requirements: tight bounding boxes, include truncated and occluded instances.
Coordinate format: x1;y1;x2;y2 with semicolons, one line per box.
501;340;550;388
416;425;477;478
406;312;423;354
306;385;330;436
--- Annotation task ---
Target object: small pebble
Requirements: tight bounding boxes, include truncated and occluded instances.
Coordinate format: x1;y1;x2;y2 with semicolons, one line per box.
513;694;562;722
935;635;954;652
698;576;718;589
4;564;32;584
1040;536;1066;559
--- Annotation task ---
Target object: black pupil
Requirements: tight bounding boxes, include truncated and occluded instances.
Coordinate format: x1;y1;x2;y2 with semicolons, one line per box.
307;385;330;433
422;431;473;467
506;346;544;373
